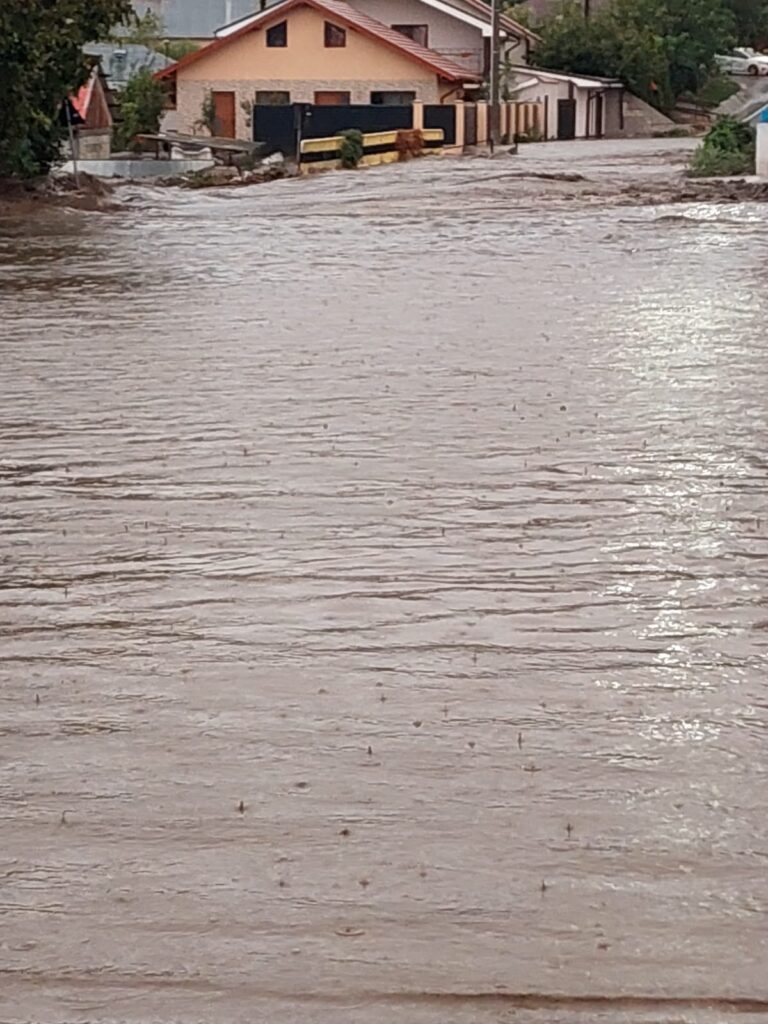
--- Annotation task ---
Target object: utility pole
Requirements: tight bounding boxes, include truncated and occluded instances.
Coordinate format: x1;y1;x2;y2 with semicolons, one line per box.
489;0;501;149
64;101;80;189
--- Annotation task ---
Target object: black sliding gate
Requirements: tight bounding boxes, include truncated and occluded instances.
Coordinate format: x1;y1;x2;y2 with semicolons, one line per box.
253;104;413;156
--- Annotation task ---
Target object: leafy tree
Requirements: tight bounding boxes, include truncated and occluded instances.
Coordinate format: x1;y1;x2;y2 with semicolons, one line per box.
724;0;768;45
0;0;131;177
114;68;166;150
532;0;735;108
165;39;200;61
532;0;671;105
116;9;165;49
663;0;736;96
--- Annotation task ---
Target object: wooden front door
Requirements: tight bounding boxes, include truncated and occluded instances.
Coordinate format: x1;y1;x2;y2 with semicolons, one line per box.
212;91;236;137
593;93;604;138
314;91;350;105
557;98;576;140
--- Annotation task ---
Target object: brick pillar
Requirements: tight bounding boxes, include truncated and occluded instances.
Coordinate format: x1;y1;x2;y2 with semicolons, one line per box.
477;101;489;145
412;100;424;131
453;101;465;150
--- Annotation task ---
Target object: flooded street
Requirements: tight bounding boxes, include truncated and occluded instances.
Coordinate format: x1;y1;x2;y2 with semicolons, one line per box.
2;139;768;1023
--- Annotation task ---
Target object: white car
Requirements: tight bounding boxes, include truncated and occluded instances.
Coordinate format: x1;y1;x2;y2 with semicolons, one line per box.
716;47;768;76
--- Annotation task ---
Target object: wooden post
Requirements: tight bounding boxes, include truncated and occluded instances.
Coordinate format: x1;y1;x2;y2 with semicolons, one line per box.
64;101;80;188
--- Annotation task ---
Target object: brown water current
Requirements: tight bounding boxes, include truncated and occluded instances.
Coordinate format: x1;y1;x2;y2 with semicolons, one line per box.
2;140;768;1023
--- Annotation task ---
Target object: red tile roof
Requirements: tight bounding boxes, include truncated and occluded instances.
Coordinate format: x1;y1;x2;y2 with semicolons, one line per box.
72;78;94;121
156;0;481;82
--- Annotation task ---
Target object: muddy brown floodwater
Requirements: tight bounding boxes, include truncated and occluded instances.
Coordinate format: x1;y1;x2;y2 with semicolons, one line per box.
2;140;768;1024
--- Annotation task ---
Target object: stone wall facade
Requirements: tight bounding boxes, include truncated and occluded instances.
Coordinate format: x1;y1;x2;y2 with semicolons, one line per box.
176;78;441;138
71;128;112;160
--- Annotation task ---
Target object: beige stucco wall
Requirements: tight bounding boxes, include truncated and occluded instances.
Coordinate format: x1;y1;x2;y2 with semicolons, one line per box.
179;5;439;82
176;77;441;137
174;5;449;136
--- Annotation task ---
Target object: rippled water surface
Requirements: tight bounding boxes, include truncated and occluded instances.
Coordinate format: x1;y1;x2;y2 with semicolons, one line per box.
2;144;768;1023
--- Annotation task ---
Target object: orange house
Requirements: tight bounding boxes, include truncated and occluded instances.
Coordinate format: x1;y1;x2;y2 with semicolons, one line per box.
156;0;480;139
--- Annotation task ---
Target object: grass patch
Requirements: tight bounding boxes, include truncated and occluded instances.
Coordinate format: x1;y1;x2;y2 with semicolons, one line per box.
691;76;741;109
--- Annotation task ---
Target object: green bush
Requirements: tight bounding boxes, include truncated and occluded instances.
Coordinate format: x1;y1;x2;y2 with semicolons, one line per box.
337;129;364;169
165;39;199;61
688;115;755;176
704;114;753;151
196;91;217;135
688;146;754;175
0;0;131;177
114;68;165;150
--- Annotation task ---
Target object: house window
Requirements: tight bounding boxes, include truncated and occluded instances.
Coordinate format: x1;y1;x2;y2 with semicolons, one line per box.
370;90;416;105
324;22;346;47
392;24;429;47
266;20;287;46
163;79;177;110
255;90;291;105
314;91;350;105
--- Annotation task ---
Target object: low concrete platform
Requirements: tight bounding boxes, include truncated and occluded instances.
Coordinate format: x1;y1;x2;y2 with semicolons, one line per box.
60;158;215;179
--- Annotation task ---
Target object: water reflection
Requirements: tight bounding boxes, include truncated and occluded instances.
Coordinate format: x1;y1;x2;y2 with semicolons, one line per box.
2;161;768;1020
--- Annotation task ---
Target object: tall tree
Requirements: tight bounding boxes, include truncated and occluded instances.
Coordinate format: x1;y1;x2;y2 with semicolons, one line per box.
532;0;735;108
724;0;768;45
0;0;131;177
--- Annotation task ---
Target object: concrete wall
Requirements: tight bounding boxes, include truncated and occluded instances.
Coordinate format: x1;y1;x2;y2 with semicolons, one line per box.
513;78;568;138
76;128;112;159
177;78;441;136
512;78;615;139
603;89;623;137
60;157;215;178
757;121;768;178
616;92;676;138
352;0;485;72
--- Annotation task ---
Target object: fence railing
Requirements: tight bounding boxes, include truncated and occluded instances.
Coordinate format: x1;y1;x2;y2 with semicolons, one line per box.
299;128;444;170
254;100;546;158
